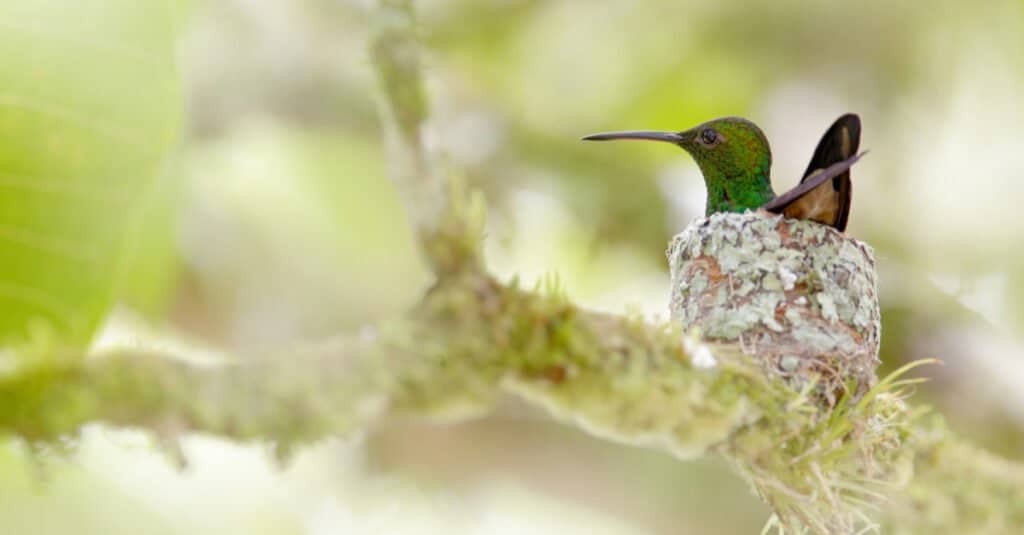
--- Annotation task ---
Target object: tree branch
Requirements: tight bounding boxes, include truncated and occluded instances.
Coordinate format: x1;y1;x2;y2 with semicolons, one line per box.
0;267;908;533
369;0;483;276
1;273;755;457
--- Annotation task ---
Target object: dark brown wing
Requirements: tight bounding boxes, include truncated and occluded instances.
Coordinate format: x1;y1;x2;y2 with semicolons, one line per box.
763;114;862;231
762;151;865;217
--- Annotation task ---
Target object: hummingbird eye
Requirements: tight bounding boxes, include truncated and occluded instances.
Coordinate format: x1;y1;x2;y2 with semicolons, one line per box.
698;128;721;147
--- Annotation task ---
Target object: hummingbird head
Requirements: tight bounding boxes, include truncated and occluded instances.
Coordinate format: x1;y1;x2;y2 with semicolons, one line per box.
582;116;776;215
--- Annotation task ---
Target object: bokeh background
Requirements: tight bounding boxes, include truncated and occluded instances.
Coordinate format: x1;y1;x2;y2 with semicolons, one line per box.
2;0;1024;533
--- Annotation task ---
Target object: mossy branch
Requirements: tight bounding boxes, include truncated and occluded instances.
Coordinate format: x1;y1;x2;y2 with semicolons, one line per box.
369;0;483;276
1;273;753;455
1;1;1022;534
0;271;906;530
4;276;1021;532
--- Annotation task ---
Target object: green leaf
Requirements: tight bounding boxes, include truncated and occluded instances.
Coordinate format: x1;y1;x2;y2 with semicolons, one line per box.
0;1;182;345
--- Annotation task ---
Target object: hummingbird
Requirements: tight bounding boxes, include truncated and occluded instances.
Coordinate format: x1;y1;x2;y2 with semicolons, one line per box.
582;114;862;231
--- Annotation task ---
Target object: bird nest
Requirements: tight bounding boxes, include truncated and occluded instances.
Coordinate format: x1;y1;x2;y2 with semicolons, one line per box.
668;211;880;404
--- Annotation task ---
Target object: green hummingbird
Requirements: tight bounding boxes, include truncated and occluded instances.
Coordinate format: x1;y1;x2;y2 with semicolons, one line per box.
582;114;862;231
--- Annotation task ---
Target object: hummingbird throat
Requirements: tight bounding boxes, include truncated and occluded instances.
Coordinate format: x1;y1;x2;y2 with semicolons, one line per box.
702;166;776;216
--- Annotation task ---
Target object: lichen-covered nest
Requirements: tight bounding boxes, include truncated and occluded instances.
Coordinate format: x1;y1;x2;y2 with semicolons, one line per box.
667;211;880;403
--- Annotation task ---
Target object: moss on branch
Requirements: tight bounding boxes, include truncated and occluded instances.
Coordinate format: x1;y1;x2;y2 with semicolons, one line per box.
885;415;1024;534
0;273;756;456
369;0;483;276
0;271;943;533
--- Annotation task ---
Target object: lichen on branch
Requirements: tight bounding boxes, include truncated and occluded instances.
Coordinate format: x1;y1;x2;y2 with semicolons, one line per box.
0;268;927;535
369;0;484;276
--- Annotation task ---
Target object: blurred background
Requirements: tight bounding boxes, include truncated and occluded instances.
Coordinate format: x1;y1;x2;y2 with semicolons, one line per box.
2;0;1024;533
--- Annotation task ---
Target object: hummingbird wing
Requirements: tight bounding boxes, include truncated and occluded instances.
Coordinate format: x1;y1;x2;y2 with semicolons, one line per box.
761;151;865;222
762;114;862;231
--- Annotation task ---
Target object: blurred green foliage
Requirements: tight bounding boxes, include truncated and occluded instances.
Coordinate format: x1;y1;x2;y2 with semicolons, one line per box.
0;1;180;345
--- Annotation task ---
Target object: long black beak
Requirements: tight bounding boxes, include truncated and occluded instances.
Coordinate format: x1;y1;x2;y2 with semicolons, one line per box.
581;130;684;143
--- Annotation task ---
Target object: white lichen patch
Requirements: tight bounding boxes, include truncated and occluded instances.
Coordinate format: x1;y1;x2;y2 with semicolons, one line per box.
778;266;798;291
667;211;881;401
683;332;719;369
